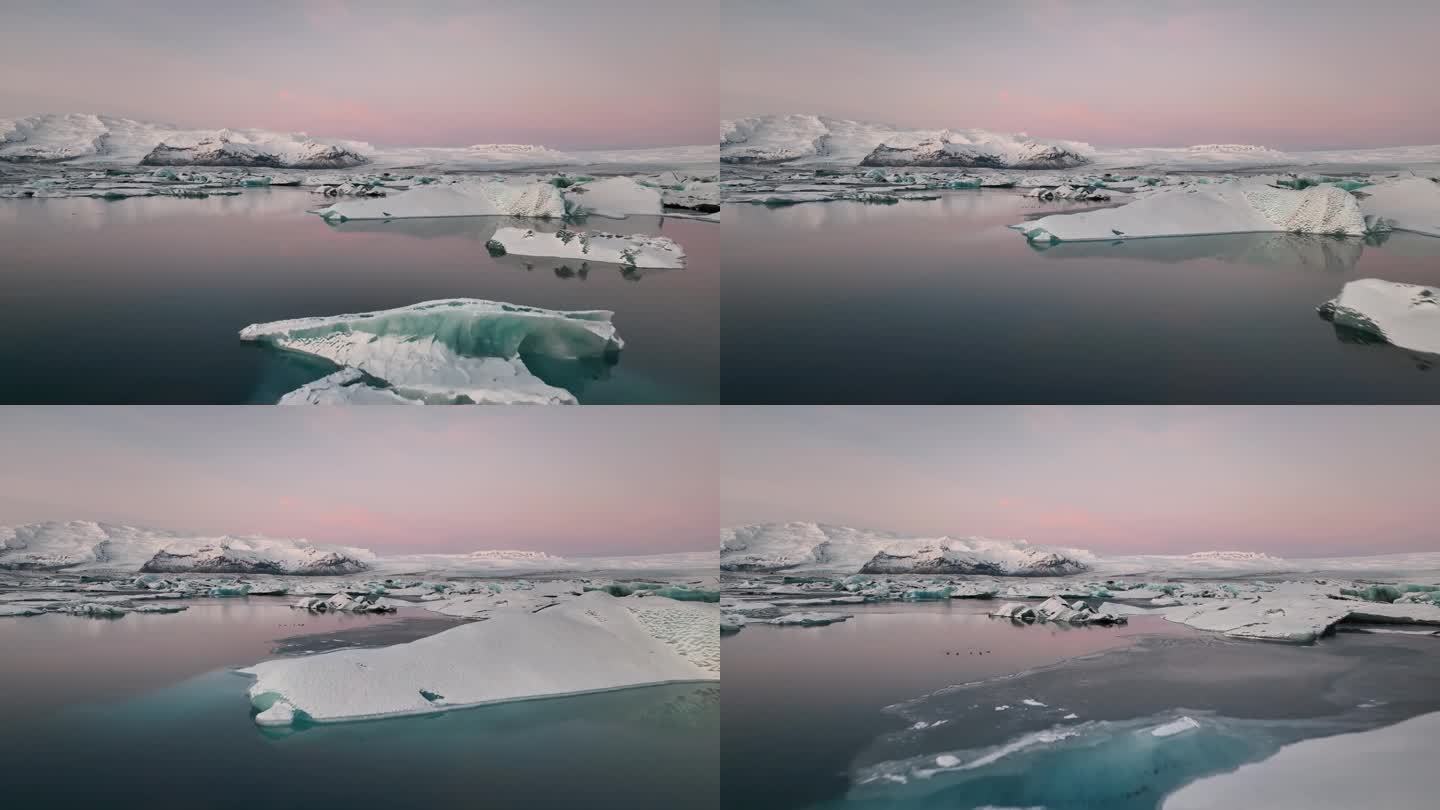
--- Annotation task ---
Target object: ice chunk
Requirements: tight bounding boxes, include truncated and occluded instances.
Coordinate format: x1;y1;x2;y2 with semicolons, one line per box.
1015;184;1367;242
239;298;622;405
1152;716;1201;737
489;227;685;269
315;181;565;221
254;700;296;727
563;177;662;218
1317;279;1440;355
1358;177;1440;237
769;612;853;626
238;592;717;725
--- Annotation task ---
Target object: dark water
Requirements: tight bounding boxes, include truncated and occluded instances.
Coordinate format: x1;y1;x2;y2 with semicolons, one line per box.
721;601;1440;810
0;600;719;808
0;190;718;403
721;190;1440;403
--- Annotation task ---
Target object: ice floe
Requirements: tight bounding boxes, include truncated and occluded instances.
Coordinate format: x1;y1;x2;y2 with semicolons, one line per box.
1162;711;1440;809
239;298;622;405
488;226;685;269
238;591;717;725
1318;279;1440;355
1357;177;1440;237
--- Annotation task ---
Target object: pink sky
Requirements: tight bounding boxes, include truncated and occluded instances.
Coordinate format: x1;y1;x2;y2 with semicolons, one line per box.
722;407;1440;556
0;408;718;555
1;1;713;149
722;0;1440;149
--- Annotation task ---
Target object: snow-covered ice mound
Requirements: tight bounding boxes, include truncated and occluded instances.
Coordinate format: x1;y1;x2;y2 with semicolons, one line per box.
1358;177;1440;237
1015;183;1368;242
239;298;623;405
315;181;564;221
141;135;365;169
489;227;685;269
720;522;1094;575
1318;279;1440;355
563;176;663;218
0;520;375;574
238;591;718;725
1162;711;1440;809
276;368;420;406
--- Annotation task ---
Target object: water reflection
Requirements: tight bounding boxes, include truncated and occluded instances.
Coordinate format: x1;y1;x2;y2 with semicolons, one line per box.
1028;232;1366;273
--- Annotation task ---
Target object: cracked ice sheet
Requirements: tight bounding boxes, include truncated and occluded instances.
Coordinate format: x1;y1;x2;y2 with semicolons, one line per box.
239;299;622;405
239;591;718;725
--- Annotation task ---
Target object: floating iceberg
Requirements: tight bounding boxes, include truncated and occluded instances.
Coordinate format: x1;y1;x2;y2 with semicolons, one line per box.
488;227;685;269
275;368;420;406
769;612;853;626
239;298;623;405
563;177;662;218
1014;184;1368;243
1162;711;1440;809
1162;592;1440;642
1357;177;1440;237
239;592;718;725
1318;279;1440;355
315;181;565;221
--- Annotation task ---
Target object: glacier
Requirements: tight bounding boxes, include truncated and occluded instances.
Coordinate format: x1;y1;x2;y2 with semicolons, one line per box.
238;298;623;405
238;591;718;726
1318;279;1440;355
488;227;685;269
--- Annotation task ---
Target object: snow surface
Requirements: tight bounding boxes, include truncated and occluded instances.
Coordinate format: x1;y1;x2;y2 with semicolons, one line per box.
720;522;1096;575
1319;279;1440;355
1162;711;1440;809
1015;183;1367;242
239;298;622;405
238;591;717;725
563;176;662;218
490;226;684;269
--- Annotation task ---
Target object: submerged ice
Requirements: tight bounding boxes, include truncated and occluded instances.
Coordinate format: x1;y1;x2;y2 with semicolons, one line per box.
239;298;623;405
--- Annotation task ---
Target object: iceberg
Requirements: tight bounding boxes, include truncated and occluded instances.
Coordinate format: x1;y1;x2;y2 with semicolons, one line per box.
1162;712;1440;809
488;227;685;269
1357;177;1440;237
315;181;565;221
238;298;623;405
238;592;718;725
1015;184;1368;243
141;135;365;169
769;612;853;626
1318;279;1440;355
563;177;663;218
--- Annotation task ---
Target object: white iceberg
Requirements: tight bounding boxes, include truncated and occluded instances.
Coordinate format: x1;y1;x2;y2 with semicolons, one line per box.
1358;177;1440;237
488;227;685;269
239;592;717;725
315;181;565;221
563;177;663;218
769;612;853;626
1162;711;1440;809
1015;184;1367;243
239;298;622;405
1318;279;1440;355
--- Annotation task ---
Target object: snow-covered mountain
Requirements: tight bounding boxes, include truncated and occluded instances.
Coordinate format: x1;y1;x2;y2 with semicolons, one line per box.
0;521;376;575
720;522;1095;575
720;114;1094;168
0;113;714;171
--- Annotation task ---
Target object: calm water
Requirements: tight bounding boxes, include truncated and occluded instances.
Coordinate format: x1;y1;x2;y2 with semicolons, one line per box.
722;190;1440;403
722;601;1440;810
0;190;718;403
0;599;720;808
